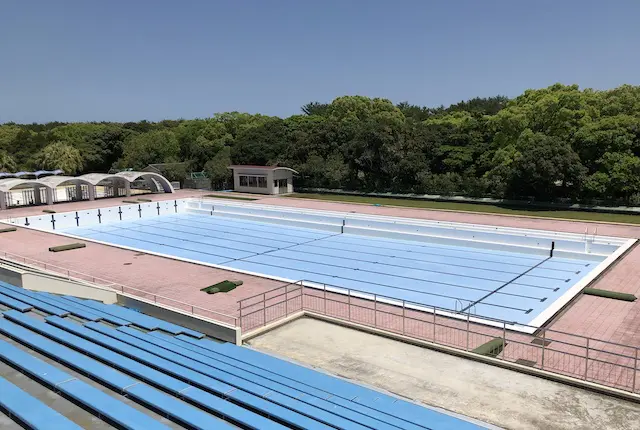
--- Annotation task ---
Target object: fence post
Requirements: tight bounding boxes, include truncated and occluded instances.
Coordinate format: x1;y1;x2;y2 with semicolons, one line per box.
585;338;590;380
634;348;638;393
502;322;506;359
285;287;289;317
263;293;266;326
541;329;546;370
466;310;470;351
374;295;377;328
323;286;326;315
402;300;405;335
433;306;436;341
348;290;351;321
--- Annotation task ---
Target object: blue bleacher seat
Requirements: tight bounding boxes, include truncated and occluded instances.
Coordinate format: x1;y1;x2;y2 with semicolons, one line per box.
0;284;485;430
62;296;159;329
0;334;170;430
42;316;325;430
150;331;427;430
87;322;371;430
121;327;403;430
0;285;69;316
0;292;32;312
190;338;482;430
5;312;291;430
45;295;130;326
0;314;238;430
9;289;102;321
0;376;83;430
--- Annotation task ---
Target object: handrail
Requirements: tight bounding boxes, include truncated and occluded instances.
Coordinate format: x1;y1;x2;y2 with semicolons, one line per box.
0;251;239;326
239;278;640;352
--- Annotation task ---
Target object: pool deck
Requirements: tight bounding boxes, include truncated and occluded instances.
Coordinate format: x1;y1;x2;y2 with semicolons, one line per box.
1;191;640;389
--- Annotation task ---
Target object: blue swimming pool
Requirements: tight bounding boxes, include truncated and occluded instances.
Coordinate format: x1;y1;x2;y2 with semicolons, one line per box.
8;198;633;331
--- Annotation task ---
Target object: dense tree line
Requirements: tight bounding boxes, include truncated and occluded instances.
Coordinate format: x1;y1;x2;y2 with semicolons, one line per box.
1;83;640;204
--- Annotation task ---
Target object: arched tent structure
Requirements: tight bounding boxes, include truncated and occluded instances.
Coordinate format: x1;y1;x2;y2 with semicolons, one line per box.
0;179;52;209
114;171;175;193
0;171;174;210
37;175;96;203
78;173;130;198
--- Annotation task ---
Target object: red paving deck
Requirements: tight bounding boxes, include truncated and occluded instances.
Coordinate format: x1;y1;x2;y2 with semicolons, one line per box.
1;192;640;392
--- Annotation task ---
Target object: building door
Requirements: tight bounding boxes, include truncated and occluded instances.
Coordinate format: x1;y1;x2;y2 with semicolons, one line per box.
278;179;288;194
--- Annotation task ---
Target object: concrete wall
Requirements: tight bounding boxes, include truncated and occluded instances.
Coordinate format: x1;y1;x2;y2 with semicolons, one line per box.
118;294;241;344
22;273;118;303
0;264;24;288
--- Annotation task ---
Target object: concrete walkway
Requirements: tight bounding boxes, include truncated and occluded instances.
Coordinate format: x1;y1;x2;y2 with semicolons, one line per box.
249;317;640;430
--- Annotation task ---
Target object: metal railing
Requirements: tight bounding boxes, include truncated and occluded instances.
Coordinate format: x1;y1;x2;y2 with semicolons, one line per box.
238;281;640;394
0;250;239;327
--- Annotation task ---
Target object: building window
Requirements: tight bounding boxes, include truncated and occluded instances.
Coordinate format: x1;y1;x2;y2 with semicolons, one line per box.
248;176;257;187
258;177;267;188
239;175;248;186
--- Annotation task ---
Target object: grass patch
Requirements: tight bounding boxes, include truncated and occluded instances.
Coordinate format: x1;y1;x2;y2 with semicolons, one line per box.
201;279;243;294
583;288;636;302
286;193;640;224
204;194;258;201
472;338;506;357
49;243;86;252
122;200;139;204
42;209;56;213
0;227;17;233
137;198;153;202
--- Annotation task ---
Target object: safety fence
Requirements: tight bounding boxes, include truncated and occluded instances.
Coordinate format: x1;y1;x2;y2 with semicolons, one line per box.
238;281;639;395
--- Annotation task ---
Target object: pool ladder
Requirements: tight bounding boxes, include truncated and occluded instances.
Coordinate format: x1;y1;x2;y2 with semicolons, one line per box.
583;227;598;253
455;299;476;315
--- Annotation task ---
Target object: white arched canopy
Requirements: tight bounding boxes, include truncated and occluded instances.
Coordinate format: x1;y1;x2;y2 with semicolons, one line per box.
115;171;175;193
0;171;174;210
77;173;129;186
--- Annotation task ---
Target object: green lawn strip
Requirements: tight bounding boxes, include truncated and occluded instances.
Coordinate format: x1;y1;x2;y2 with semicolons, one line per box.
42;209;56;213
136;198;153;202
583;288;636;302
472;338;506;358
122;200;139;204
201;280;243;294
0;227;17;233
49;243;86;252
285;193;640;225
204;194;258;201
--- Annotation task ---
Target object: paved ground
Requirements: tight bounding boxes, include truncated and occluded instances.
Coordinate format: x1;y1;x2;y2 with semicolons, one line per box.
248;317;640;430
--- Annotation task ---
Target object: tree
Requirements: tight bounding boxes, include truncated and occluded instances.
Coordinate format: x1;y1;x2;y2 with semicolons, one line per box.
120;130;180;169
204;146;232;190
35;142;84;174
509;130;586;199
0;150;17;172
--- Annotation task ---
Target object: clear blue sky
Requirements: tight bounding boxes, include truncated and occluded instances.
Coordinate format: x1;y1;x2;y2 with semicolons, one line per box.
1;0;639;123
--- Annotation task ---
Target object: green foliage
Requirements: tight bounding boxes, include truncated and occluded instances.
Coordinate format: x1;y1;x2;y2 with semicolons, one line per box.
204;146;232;189
2;84;640;204
120;130;180;169
35;142;84;174
0;150;17;171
